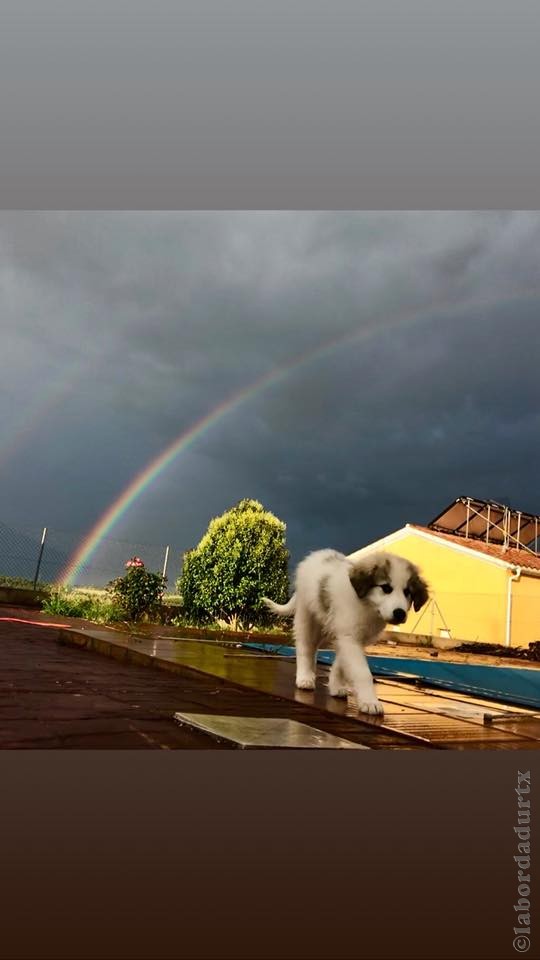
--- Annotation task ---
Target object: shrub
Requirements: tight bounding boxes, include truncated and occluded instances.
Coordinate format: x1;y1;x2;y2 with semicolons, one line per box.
177;498;289;630
108;557;167;622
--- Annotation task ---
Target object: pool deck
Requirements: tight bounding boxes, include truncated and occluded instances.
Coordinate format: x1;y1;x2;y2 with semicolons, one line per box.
2;606;539;749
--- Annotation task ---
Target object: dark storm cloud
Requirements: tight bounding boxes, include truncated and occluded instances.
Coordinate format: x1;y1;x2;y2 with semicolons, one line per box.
1;211;539;570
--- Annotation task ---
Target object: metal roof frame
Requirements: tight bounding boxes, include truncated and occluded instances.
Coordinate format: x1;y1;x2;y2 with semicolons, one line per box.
428;496;539;555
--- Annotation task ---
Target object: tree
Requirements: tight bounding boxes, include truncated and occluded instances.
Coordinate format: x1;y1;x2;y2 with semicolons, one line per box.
177;499;289;630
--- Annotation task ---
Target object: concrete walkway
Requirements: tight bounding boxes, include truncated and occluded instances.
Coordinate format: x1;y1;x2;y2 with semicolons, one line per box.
0;610;404;749
2;606;540;748
0;616;233;748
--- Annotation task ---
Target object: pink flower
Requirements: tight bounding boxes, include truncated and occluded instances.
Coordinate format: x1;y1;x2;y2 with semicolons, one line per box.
126;556;145;569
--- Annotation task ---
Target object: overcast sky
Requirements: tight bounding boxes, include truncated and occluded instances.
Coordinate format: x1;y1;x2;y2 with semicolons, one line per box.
1;211;539;580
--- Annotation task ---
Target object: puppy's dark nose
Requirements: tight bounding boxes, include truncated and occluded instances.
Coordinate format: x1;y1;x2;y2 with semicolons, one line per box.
392;608;406;624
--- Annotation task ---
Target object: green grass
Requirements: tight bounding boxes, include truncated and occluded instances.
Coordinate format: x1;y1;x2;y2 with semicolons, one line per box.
0;574;51;590
69;585;183;603
43;588;126;624
41;586;184;625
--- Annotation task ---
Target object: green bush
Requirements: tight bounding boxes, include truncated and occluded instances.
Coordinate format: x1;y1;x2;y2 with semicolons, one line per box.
108;557;167;622
177;498;289;630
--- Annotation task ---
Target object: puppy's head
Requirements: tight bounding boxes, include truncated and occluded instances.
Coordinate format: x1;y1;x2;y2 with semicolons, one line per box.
349;552;429;625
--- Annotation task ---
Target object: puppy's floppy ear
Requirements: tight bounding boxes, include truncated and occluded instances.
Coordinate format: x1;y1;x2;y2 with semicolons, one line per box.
407;564;429;611
349;557;386;598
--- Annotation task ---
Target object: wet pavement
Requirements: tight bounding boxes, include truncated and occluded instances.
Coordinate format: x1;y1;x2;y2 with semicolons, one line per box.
49;616;540;748
0;614;409;749
0;617;234;748
2;607;540;749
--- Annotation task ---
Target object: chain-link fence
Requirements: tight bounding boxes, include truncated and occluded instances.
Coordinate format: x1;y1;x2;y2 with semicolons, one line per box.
0;518;183;591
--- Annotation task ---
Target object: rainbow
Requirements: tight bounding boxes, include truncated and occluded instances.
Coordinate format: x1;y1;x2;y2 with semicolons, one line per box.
59;348;323;584
59;288;540;586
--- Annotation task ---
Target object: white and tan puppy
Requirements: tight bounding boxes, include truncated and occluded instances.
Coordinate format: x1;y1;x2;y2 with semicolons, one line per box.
263;549;429;716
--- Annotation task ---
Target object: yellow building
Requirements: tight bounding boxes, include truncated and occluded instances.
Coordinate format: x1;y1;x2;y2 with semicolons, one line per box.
349;496;540;648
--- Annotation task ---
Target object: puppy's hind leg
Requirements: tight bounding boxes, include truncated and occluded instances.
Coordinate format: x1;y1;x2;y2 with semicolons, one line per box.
294;606;319;691
328;655;349;698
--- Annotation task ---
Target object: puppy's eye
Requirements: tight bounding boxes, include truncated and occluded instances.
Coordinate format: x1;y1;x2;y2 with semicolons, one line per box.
380;583;393;595
404;587;411;599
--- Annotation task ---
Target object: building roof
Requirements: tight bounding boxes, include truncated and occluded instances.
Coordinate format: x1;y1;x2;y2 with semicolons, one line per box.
410;524;540;573
428;495;540;549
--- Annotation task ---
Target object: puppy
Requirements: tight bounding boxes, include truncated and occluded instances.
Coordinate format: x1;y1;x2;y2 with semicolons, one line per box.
263;549;429;716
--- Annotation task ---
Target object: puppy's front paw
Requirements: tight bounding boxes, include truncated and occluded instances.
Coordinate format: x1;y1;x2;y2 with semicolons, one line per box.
329;685;349;699
357;696;384;716
296;676;316;690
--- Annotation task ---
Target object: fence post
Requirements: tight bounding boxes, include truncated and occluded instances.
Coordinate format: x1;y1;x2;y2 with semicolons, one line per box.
33;527;47;590
162;545;170;580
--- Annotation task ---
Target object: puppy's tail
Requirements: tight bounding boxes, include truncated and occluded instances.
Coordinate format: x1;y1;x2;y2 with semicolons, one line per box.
262;594;296;617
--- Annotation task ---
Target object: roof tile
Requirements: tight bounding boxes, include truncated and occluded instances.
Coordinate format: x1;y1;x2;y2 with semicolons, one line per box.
410;525;540;572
